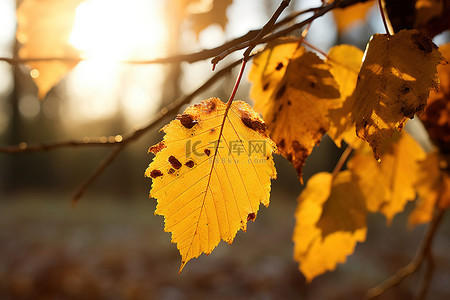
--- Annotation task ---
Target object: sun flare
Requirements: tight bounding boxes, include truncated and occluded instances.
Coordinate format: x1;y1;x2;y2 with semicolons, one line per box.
69;0;168;61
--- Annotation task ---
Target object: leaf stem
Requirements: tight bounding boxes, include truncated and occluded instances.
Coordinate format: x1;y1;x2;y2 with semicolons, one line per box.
377;0;393;36
331;146;353;178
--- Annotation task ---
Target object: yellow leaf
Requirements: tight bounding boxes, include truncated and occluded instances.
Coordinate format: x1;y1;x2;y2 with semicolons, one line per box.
351;29;445;159
145;97;277;272
175;0;233;37
333;0;374;33
293;171;366;282
409;151;442;226
17;0;82;99
249;38;341;180
348;131;426;222
326;44;364;147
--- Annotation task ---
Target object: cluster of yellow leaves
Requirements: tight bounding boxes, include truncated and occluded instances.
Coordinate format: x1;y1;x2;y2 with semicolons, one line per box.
17;0;83;99
145;98;276;272
145;29;447;277
246;30;446;280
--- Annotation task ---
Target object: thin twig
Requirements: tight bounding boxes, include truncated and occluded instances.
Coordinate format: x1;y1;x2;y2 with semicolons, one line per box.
377;0;392;36
365;208;446;299
331;146;353;177
0;59;243;155
242;0;291;60
69;58;243;203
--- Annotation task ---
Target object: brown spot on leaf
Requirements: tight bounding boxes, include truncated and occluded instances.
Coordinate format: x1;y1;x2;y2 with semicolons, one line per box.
275;83;287;100
210;128;216;134
150;170;163;178
318;127;326;135
400;84;411;95
185;160;195;168
168;168;175;174
263;82;270;91
291;140;305;153
287;100;292;106
204;149;211;156
241;114;267;134
411;32;436;54
400;105;417;119
168;155;182;169
205;100;216;113
310;81;316;88
247;212;256;221
176;114;197;129
278;104;284;112
148;141;166;154
275;62;284;70
279;138;285;149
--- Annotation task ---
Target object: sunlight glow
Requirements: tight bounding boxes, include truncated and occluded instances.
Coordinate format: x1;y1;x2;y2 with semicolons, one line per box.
69;0;168;61
64;0;168;126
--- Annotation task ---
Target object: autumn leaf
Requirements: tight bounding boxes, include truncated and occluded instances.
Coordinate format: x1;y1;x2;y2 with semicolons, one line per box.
17;0;82;99
175;0;233;37
333;0;374;33
420;43;450;153
409;151;443;226
249;38;341;180
145;97;277;272
326;44;364;147
348;131;426;222
293;171;366;281
351;29;445;159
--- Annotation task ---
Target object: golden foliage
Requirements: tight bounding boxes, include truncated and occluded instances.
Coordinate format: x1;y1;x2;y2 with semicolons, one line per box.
409;152;443;225
17;0;82;99
175;0;233;36
145;98;277;272
249;38;341;180
293;171;366;281
351;29;444;159
333;0;374;33
348;132;426;222
326;44;364;147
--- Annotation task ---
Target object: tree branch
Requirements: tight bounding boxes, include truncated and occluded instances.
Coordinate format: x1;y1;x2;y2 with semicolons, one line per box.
365;208;446;299
0;7;313;67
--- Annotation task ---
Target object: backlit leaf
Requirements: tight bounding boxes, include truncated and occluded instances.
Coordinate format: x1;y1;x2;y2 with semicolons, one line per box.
145;97;277;272
249;38;341;180
351;29;445;159
333;0;374;33
409;151;442;226
17;0;82;99
348;131;426;222
293;171;366;281
175;0;233;37
326;44;364;147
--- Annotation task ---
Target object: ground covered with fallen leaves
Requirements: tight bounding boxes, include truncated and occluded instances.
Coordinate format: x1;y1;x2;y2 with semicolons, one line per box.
1;188;449;300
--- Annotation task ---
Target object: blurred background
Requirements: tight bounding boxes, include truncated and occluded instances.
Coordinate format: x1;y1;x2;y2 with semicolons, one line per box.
0;0;449;299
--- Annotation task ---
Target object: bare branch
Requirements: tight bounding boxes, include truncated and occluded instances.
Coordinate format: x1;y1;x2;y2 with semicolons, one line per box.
0;7;313;67
212;0;291;69
365;208;446;299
